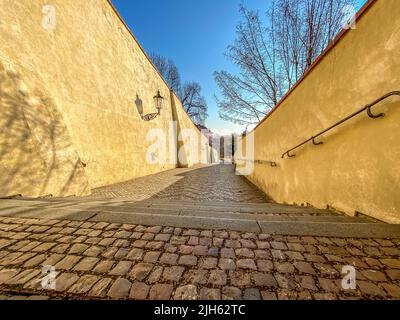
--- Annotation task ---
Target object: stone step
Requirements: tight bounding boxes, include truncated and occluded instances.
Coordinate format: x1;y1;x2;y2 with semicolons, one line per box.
258;221;400;238
179;209;373;223
93;203;335;216
0;206;99;221
87;211;399;238
3;198;336;216
151;204;332;215
90;211;261;233
130;199;315;210
50;204;368;222
1;203;363;223
136;199;279;208
106;200;335;216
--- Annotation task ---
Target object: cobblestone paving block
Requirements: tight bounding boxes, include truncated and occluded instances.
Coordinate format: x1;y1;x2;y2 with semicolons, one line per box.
295;275;317;291
357;280;386;297
73;257;99;272
129;282;150;300
261;291;277;300
126;248;144;261
257;260;273;272
380;283;400;298
163;266;185;282
386;269;400;281
55;255;81;271
8;252;36;266
143;251;161;263
184;270;208;285
68;275;99;294
381;259;400;269
222;286;242;300
252;273;278;288
23;254;47;268
278;290;298;300
114;248;129;260
42;254;65;266
93;260;115;274
295;261;317;275
199;287;221;300
89;278;112;298
237;259;257;270
109;261;133;276
229;271;252;287
0;270;18;286
174;285;198;300
147;266;163;284
179;255;198;266
314;292;337;300
107;278;132;299
208;270;227;286
221;248;235;259
318;278;341;293
149;284;174;300
244;288;261;300
6;269;40;286
160;253;178;265
193;245;208;256
129;263;154;281
201;257;218;269
84;246;104;257
55;273;79;292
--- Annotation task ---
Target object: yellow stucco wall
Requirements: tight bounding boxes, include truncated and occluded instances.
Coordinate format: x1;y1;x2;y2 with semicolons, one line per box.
0;0;209;197
171;92;212;167
239;0;400;223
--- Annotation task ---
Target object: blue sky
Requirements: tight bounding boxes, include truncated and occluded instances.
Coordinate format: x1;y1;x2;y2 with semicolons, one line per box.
111;0;366;134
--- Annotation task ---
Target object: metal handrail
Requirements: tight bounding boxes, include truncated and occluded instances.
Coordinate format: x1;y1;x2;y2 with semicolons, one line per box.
235;158;277;167
281;91;400;159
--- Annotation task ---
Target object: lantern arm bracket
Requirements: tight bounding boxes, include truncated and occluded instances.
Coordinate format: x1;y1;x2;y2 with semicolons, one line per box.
141;112;160;122
136;90;164;122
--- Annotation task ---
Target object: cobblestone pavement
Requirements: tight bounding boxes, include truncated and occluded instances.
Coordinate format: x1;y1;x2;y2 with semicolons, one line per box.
0;216;399;300
85;164;270;203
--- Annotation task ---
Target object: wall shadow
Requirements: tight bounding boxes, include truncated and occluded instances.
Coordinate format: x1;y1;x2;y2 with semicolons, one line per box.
0;61;90;198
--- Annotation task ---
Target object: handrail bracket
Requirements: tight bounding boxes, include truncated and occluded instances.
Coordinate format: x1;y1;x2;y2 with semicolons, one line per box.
312;137;323;146
366;106;385;119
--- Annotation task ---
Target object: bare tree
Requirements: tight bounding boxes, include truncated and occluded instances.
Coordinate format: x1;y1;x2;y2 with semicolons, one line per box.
150;53;208;125
180;82;208;125
150;52;181;93
277;0;355;82
214;6;280;125
214;0;356;125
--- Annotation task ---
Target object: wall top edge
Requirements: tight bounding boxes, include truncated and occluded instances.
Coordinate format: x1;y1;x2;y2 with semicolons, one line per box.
104;0;203;133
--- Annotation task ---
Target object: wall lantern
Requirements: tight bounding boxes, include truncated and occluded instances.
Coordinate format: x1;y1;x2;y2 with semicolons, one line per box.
136;90;164;121
154;90;164;115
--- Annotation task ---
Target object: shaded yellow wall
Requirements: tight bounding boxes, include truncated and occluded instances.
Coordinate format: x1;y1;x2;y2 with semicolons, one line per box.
171;92;201;168
0;0;210;197
239;0;400;223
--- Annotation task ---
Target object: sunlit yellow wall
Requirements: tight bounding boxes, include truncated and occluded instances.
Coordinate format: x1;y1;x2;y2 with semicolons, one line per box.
0;0;209;197
240;0;400;223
